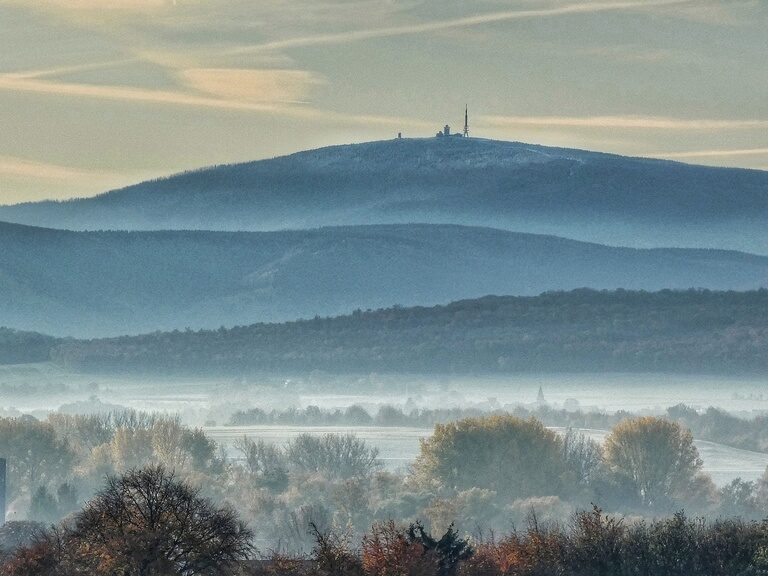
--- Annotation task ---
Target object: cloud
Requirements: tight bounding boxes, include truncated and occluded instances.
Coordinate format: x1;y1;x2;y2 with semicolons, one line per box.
0;155;133;204
0;155;120;181
652;0;762;25
10;59;140;80
651;148;768;158
0;67;432;131
232;0;691;53
0;0;174;12
481;115;768;131
0;73;296;112
181;68;324;104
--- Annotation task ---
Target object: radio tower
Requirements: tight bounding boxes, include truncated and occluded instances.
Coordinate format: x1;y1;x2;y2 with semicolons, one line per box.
463;105;469;137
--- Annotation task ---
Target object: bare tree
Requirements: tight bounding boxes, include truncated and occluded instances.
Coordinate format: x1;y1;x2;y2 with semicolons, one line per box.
69;466;253;575
286;434;380;480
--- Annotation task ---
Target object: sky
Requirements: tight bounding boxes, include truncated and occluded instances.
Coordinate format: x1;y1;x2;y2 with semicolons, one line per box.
0;0;766;204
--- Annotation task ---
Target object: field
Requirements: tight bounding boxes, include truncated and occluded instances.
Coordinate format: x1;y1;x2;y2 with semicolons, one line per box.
204;424;768;486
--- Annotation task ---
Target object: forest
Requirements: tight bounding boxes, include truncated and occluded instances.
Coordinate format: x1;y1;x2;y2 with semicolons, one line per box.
3;411;768;549
3;411;768;575
41;288;768;375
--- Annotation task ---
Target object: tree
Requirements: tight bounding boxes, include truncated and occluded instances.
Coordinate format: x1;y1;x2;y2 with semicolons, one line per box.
0;522;45;560
29;487;58;525
286;433;380;480
719;478;758;518
0;419;75;500
56;466;253;575
309;522;363;576
413;415;567;500
406;522;473;576
603;417;702;509
234;437;289;491
362;521;437;576
561;430;602;490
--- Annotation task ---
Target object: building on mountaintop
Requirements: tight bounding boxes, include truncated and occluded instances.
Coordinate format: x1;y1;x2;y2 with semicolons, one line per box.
436;105;470;138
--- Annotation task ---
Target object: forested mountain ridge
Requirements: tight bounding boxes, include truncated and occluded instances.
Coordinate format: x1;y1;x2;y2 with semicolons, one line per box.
2;138;767;252
3;221;768;337
47;289;768;375
0;328;56;364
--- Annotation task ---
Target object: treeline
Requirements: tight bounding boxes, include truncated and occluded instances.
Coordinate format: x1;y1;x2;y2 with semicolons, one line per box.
47;289;768;375
8;468;768;575
228;403;768;454
6;410;768;554
0;329;56;365
261;511;768;576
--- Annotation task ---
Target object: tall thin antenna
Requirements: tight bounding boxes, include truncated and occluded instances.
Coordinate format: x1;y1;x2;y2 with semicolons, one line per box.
463;105;469;137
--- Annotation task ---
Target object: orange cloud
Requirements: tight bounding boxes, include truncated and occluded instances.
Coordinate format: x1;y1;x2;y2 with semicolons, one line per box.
181;68;324;104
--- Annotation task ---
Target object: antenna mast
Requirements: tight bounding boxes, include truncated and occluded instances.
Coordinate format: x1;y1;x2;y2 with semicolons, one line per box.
463;105;469;137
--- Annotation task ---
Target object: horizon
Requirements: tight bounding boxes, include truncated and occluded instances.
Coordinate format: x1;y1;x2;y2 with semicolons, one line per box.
1;1;767;204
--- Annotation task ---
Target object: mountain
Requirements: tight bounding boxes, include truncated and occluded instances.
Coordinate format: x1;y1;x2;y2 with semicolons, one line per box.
1;138;767;253
1;220;768;337
49;289;768;375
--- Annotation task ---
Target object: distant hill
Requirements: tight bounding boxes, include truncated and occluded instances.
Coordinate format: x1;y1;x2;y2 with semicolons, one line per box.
1;221;768;337
50;289;768;375
0;328;56;364
1;138;767;252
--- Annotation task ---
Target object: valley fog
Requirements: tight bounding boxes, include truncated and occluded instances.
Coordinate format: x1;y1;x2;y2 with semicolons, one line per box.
3;365;768;420
3;365;768;488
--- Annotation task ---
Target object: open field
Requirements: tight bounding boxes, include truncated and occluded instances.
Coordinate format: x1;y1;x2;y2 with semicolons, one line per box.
205;424;768;487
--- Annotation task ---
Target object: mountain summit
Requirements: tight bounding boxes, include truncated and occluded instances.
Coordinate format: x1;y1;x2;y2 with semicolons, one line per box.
2;138;767;252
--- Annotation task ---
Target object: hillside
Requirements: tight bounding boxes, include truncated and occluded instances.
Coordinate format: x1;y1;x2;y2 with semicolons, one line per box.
2;138;767;252
2;221;768;337
49;289;768;375
0;328;57;365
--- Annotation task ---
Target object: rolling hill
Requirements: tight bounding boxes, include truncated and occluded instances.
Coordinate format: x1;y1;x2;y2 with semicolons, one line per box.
47;289;768;375
1;220;768;337
2;138;767;253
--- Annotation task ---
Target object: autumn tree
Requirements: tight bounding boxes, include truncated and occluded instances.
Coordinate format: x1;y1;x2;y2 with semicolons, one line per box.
0;418;75;500
413;415;567;500
362;521;438;576
603;417;702;509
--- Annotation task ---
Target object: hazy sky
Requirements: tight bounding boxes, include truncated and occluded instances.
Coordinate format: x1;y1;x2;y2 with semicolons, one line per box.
0;0;766;204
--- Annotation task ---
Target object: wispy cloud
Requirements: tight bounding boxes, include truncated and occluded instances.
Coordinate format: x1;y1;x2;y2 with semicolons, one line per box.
481;115;768;131
0;68;432;130
1;0;174;12
651;147;768;158
0;73;294;112
0;155;132;204
0;155;120;182
232;0;691;53
8;59;140;80
180;68;324;104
